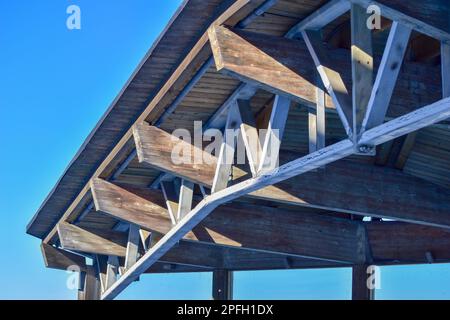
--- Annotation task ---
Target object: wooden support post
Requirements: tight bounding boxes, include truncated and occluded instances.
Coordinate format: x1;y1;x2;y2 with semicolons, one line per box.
362;22;411;131
309;84;326;154
351;3;373;142
442;42;450;98
105;256;120;290
302;29;353;136
82;265;101;300
124;224;140;270
212;270;233;300
160;181;178;225
102;97;450;300
352;265;375;300
77;271;86;300
177;179;194;221
258;95;291;174
237;99;262;176
212;102;240;193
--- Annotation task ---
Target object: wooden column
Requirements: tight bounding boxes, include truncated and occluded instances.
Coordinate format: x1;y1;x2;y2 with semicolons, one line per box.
212;270;233;300
79;265;101;300
352;265;374;300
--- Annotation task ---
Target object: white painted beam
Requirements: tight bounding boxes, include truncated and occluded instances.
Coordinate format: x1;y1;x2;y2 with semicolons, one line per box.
351;3;373;140
237;99;262;176
302;30;353;136
177;179;194;221
258;95;291;174
124;224;140;270
211;102;241;193
362;22;411;131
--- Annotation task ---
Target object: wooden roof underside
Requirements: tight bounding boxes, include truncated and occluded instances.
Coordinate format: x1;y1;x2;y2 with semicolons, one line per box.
28;0;450;266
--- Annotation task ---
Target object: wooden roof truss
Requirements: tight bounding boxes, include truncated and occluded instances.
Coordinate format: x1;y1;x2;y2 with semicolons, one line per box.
35;0;450;300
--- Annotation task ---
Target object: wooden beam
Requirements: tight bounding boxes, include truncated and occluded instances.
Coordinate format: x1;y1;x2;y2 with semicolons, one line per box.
352;265;374;300
177;180;194;221
133;123;217;186
91;178;365;264
53;221;350;272
362;22;411;131
251;155;450;229
368;222;450;264
212;102;241;193
394;132;417;170
82;265;101;300
258;95;291;174
351;4;373;139
237;99;261;176
160;181;178;225
124;224;140;270
208;25;441;128
209;25;319;107
131;120;450;228
105;256;120;290
302;29;353;136
39;0;261;243
442;42;450;98
41;243;86;271
212;270;233;300
58;222;127;257
310;84;326;153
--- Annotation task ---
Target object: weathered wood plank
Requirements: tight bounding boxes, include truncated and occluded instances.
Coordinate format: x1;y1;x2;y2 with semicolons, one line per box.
212;270;233;300
351;4;373;138
212;102;241;192
83;265;101;300
286;0;350;35
442;42;450;98
58;222;127;257
41;243;86;271
352;265;374;300
209;25;319;106
133;123;217;186
250;156;450;229
237;99;261;176
177;180;194;221
124;224;140;270
303;29;353;136
368;222;450;263
131;119;450;228
362;22;411;131
258;95;291;174
131;117;450;228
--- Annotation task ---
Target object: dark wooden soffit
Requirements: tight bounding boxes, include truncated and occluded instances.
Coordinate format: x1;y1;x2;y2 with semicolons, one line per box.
26;0;241;238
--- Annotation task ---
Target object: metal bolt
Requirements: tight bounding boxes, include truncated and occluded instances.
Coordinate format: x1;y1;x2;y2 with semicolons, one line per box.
358;144;374;154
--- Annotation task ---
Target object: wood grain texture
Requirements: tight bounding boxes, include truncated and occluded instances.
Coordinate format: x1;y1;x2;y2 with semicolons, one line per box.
41;243;86;271
58;222;127;257
91;178;365;263
209;24;318;105
368;222;450;263
133;122;217;186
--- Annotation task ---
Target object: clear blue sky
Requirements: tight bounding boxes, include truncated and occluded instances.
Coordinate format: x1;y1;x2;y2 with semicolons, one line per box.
0;0;449;300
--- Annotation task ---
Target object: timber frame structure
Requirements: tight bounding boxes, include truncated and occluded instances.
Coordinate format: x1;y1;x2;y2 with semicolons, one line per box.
28;0;450;300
